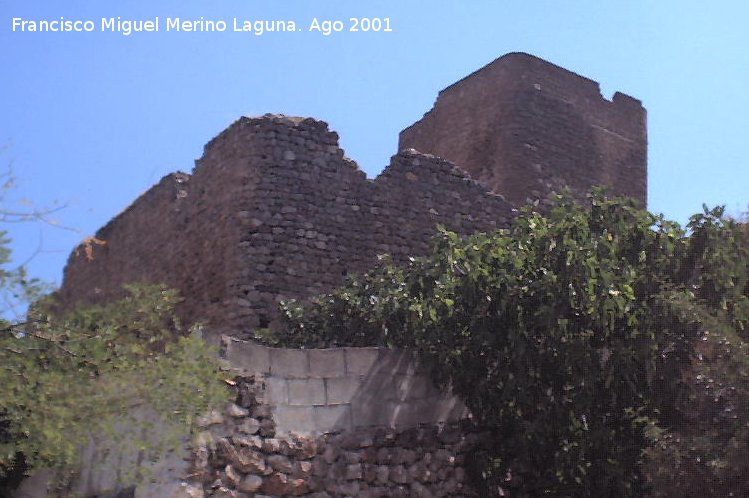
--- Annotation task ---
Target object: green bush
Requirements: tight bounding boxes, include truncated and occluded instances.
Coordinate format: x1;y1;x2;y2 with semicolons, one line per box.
0;283;229;495
269;191;749;497
646;312;749;497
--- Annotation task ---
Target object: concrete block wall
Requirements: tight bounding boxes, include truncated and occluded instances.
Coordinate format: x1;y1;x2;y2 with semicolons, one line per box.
13;338;474;498
183;376;482;497
221;336;469;435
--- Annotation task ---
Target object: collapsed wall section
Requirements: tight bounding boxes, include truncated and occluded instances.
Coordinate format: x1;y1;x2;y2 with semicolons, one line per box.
53;172;195;315
56;115;513;338
55;118;266;331
399;52;647;207
373;150;511;267
225;118;513;335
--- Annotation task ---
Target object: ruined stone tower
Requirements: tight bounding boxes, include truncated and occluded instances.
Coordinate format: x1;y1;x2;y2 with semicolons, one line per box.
400;52;647;206
55;53;647;337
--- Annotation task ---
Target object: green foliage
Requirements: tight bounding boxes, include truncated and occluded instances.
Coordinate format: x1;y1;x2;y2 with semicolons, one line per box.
682;206;749;338
0;158;63;319
0;228;48;321
646;314;749;497
0;283;228;492
644;208;749;497
0;152;229;495
269;191;749;497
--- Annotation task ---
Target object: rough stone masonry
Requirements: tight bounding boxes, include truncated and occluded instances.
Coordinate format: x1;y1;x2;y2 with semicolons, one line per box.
183;373;485;498
54;52;647;340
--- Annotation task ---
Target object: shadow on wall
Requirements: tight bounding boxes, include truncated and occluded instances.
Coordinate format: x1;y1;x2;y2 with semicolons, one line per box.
221;336;469;435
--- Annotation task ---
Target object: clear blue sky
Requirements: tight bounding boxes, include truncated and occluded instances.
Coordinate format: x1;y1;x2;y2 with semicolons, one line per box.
1;0;748;301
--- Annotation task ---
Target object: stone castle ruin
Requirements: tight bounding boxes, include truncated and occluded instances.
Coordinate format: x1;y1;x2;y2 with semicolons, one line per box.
54;53;647;341
13;52;649;498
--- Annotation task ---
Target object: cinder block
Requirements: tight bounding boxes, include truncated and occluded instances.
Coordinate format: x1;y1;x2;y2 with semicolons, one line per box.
313;404;352;431
309;349;345;378
351;399;399;428
272;405;316;435
326;376;363;405
287;378;326;406
263;377;288;405
344;347;381;375
373;349;421;375
269;348;309;378
355;373;397;402
225;338;271;374
394;374;442;401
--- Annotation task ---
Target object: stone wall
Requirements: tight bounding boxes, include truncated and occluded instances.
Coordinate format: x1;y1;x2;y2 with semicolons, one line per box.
191;339;479;497
186;374;482;498
399;52;647;207
13;340;482;498
55;53;647;337
55;115;513;338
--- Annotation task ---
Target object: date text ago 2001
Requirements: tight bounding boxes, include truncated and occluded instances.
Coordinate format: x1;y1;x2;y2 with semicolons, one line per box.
308;17;392;36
